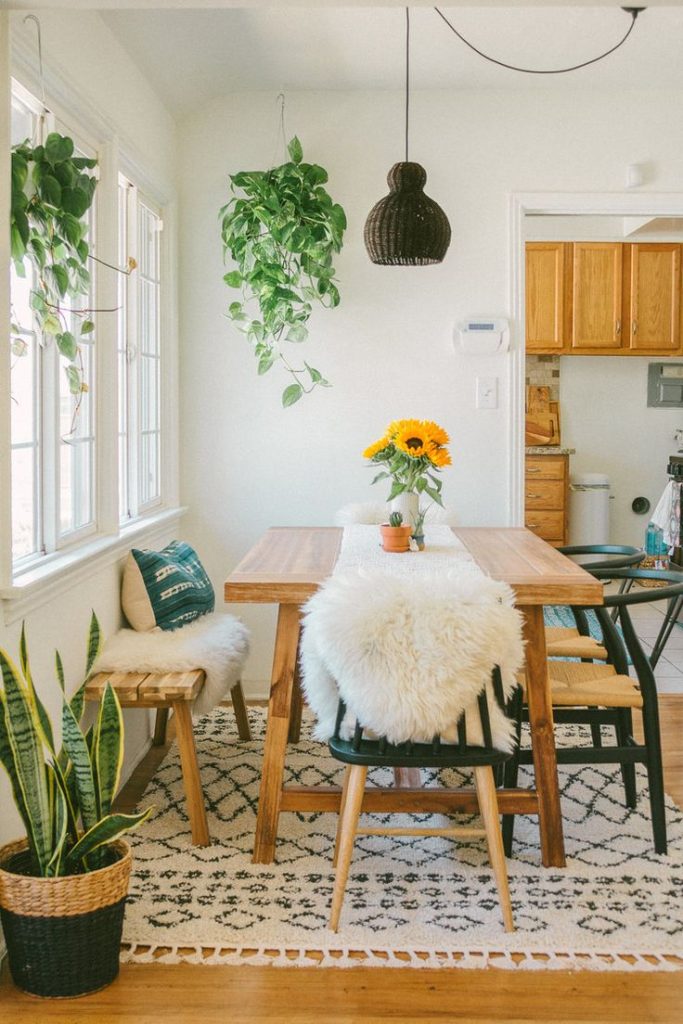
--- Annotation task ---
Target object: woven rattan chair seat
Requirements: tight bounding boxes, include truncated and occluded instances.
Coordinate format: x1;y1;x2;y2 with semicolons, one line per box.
522;661;642;709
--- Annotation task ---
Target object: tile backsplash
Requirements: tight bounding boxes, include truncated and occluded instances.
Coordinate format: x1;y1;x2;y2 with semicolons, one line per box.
526;354;560;402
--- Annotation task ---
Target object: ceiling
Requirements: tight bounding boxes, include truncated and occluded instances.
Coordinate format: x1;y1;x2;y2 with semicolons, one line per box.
94;6;683;118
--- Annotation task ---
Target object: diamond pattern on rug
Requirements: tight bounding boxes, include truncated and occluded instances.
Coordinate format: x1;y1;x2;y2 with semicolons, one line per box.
123;707;683;961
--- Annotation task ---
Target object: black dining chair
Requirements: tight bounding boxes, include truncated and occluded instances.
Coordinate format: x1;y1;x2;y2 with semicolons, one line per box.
504;567;683;856
328;668;515;933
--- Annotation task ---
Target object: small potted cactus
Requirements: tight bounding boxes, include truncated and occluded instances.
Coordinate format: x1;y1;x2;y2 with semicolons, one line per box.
380;511;413;553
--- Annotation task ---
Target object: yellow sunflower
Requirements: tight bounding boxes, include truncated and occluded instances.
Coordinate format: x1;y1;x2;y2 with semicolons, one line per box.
394;422;433;459
363;436;391;460
428;446;452;468
421;420;450;447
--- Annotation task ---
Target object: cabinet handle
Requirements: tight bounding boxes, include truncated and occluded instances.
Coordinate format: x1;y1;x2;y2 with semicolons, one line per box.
632;320;638;335
527;493;543;499
527;467;542;474
527;522;540;528
615;319;621;335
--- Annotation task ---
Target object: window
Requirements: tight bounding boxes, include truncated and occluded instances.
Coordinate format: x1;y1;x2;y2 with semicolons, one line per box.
5;78;175;591
118;178;163;522
10;85;98;569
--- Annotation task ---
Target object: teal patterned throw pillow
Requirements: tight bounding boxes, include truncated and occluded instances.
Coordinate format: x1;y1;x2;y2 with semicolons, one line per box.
122;541;215;631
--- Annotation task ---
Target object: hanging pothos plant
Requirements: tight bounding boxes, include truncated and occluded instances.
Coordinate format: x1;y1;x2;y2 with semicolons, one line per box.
220;136;346;407
10;133;98;402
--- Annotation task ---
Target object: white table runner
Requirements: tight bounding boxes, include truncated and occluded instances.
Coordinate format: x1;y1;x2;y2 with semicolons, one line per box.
334;524;485;579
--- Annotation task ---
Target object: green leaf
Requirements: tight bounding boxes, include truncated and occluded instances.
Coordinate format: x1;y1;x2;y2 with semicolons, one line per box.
61;698;98;831
85;612;101;676
371;471;390;485
80;319;95;336
93;685;124;818
45;764;68;877
64;810;153;873
257;349;276;375
65;365;82;396
223;270;242;288
0;650;53;874
41;175;62;207
57;331;78;361
55;651;65;692
0;689;34;857
49;263;69;297
304;362;322;382
287;136;303;164
45;132;74;165
286;324;308;344
282;383;303;407
388;480;407;502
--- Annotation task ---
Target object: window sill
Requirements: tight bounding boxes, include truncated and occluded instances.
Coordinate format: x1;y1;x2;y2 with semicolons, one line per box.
1;507;188;625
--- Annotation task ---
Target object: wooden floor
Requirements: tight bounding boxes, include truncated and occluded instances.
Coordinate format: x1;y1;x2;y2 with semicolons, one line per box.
3;696;683;1023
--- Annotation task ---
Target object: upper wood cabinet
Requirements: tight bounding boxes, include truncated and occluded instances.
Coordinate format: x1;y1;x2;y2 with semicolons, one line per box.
625;243;680;352
571;242;623;351
525;243;570;352
525;241;683;356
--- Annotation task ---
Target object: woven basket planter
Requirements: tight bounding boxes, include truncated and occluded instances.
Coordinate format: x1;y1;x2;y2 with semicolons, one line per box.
0;837;131;998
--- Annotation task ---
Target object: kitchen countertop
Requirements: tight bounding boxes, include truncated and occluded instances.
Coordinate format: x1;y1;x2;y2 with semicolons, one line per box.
525;446;576;455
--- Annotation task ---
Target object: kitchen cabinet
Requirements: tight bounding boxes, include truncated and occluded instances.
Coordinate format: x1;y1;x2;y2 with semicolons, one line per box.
524;454;569;547
525;243;570;352
625;243;680;352
571;242;623;351
525;241;683;356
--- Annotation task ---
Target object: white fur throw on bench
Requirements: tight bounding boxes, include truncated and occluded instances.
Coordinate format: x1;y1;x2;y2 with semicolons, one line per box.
93;613;250;718
299;571;525;752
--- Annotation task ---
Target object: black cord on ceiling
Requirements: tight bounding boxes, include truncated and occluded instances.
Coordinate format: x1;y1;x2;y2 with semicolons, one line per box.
433;6;646;76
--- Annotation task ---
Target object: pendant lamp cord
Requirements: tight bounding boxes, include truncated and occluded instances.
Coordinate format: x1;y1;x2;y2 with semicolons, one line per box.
405;8;410;162
434;6;645;76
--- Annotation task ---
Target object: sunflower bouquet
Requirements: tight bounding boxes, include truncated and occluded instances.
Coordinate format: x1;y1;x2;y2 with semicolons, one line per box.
363;418;451;506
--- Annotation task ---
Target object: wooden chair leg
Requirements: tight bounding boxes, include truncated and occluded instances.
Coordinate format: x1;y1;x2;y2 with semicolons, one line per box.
153;707;169;747
230;680;252;740
172;700;210;847
333;766;352;868
474;766;514;933
329;765;367;932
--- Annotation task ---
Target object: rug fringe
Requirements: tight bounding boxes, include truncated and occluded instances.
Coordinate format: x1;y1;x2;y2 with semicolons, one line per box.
120;943;683;972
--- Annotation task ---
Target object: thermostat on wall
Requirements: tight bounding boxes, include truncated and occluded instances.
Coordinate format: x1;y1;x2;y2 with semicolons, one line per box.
455;318;510;354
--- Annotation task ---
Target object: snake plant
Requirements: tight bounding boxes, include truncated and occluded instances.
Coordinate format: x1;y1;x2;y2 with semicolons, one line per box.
0;613;151;877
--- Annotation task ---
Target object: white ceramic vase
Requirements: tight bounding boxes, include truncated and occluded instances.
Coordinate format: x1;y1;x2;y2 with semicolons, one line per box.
388;491;419;527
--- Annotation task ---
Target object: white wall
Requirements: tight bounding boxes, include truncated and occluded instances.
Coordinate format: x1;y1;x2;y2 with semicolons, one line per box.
177;86;683;693
561;356;682;547
0;11;177;848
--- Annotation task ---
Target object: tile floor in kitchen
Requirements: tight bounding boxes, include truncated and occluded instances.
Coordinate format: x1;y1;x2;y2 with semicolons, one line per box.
625;593;683;694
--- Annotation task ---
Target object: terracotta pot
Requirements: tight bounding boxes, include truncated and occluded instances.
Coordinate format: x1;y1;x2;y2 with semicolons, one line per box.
380;524;413;553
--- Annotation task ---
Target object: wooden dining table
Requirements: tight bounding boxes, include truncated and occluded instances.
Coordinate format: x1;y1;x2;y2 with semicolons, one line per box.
224;526;603;868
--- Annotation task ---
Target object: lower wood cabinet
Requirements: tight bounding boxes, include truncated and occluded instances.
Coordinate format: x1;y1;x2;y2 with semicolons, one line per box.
524;454;569;547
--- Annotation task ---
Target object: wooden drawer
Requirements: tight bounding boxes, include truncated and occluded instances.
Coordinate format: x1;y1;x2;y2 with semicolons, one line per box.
524;511;565;543
525;456;566;481
524;479;564;510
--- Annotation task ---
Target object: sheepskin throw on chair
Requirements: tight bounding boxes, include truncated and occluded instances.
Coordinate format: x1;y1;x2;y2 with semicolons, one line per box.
299;571;525;749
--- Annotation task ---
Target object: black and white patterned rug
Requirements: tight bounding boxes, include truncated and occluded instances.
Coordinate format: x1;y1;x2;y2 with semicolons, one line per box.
122;707;683;970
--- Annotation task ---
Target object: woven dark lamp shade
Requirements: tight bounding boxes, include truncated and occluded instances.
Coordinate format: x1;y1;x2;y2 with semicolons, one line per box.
364;161;451;266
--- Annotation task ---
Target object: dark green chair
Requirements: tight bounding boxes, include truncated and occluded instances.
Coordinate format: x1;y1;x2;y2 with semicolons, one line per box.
545;545;643;662
505;568;683;856
328;668;515;933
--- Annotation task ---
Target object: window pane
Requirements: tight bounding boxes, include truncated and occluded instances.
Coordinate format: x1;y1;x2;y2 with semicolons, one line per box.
10;327;36;446
12;447;38;560
139;432;159;507
118;181;130;522
136;198;161;509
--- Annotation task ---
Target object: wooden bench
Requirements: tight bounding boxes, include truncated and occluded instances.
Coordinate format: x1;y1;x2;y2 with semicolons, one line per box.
86;670;251;847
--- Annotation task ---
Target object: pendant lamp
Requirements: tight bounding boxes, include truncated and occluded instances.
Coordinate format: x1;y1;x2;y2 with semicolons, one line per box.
364;8;451;266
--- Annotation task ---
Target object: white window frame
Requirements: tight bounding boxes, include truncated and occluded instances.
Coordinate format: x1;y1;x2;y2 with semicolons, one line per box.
118;177;164;524
0;49;181;621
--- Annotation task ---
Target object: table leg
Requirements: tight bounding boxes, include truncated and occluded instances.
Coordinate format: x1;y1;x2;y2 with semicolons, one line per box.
288;660;304;744
252;603;301;864
521;604;566;868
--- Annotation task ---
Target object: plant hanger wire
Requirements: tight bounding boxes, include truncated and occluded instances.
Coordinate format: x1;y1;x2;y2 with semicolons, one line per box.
433;6;646;76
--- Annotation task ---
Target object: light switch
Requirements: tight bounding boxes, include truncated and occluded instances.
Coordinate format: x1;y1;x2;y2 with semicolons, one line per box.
476;376;498;410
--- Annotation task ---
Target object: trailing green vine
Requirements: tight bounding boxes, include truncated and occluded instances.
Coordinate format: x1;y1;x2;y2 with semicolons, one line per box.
219;136;346;407
10;133;98;406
